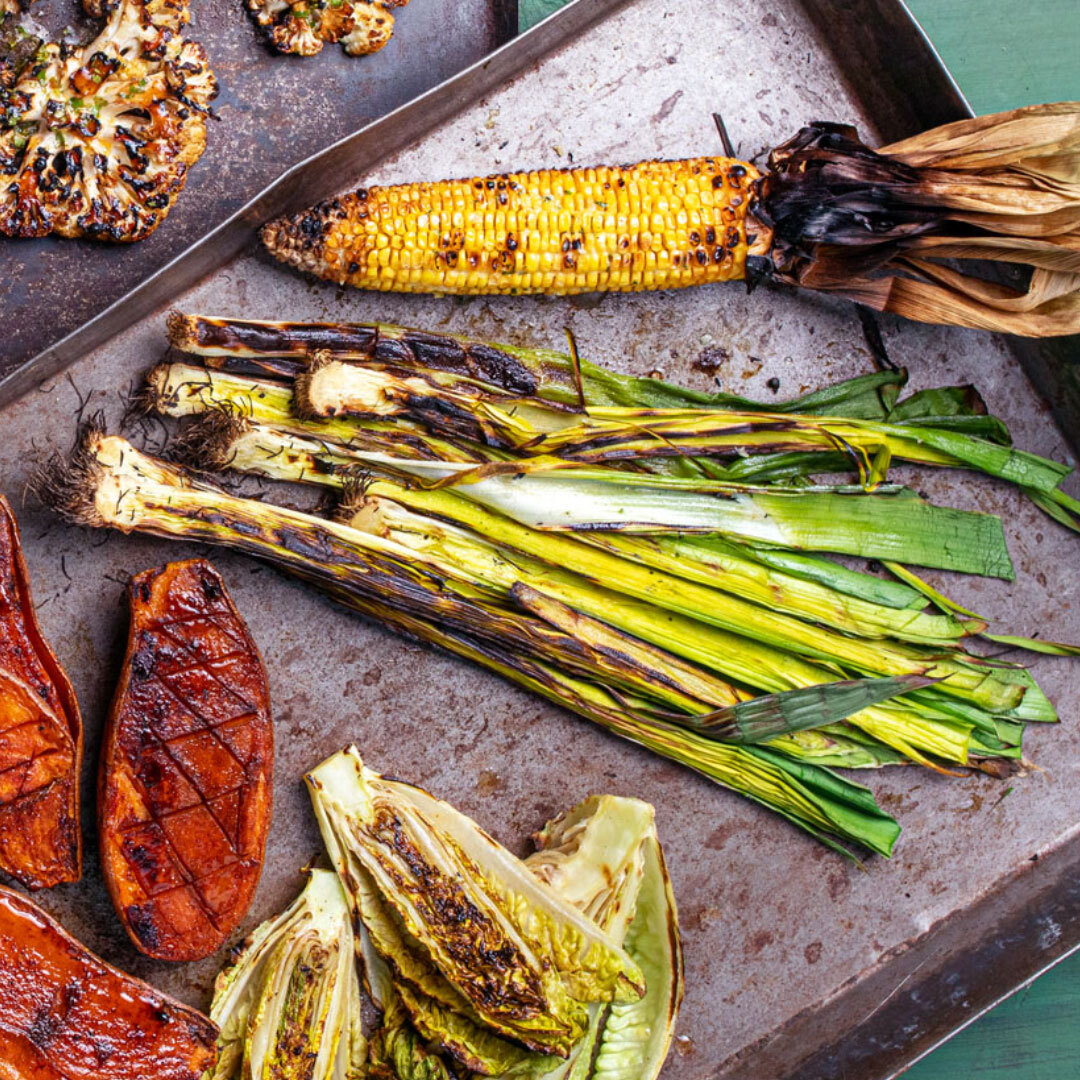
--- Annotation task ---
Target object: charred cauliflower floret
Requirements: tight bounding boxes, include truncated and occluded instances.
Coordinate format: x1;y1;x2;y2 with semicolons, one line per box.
0;0;218;241
246;0;409;58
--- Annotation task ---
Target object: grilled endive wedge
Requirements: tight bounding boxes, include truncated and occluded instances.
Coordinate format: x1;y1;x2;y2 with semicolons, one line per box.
306;748;645;1060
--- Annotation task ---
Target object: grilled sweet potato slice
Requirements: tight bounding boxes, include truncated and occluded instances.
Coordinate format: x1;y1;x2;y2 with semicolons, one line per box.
0;884;218;1079
0;494;82;889
100;559;273;962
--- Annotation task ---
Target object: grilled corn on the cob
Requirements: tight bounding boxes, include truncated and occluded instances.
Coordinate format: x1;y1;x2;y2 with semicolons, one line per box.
262;104;1080;336
262;157;770;296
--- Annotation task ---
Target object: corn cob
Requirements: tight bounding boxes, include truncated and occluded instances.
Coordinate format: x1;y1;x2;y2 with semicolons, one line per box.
262;104;1080;335
262;157;771;296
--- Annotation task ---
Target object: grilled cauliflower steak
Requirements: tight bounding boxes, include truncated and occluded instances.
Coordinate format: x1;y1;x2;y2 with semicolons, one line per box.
245;0;409;57
0;0;218;241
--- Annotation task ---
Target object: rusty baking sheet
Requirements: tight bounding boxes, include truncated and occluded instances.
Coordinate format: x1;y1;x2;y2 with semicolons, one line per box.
1;1;1080;1079
0;0;516;371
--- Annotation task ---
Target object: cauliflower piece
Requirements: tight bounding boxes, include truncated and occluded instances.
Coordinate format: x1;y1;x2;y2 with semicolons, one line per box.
0;0;218;241
245;0;407;57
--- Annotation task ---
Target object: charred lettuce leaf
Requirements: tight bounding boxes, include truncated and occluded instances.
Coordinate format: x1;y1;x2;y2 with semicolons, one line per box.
306;748;645;1060
583;835;683;1080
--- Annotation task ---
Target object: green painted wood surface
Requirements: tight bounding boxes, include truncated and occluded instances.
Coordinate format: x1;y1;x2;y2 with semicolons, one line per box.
517;1;1080;1076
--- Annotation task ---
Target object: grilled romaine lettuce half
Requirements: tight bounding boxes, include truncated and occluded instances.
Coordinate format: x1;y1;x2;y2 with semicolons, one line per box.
348;834;551;1077
207;867;365;1080
306;748;647;1060
364;793;683;1080
520;796;684;1080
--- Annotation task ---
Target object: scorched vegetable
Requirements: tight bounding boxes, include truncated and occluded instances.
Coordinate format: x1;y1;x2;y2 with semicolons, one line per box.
0;493;82;890
207;867;365;1080
37;312;1080;856
99;558;274;961
0;884;219;1079
304;748;681;1078
0;0;217;241
307;747;645;1059
245;0;409;57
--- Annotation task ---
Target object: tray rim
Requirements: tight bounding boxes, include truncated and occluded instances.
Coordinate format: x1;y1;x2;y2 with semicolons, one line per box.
2;1;1079;1077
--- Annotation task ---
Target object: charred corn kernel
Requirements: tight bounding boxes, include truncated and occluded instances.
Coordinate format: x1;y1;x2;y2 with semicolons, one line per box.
262;158;770;296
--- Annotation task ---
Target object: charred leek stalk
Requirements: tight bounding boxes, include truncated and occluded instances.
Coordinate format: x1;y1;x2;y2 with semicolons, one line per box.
41;428;913;856
171;409;1014;580
291;357;1075;531
176;416;983;646
162;314;1080;532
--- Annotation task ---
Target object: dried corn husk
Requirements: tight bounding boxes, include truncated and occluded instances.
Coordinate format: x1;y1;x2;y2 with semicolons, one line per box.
761;104;1080;335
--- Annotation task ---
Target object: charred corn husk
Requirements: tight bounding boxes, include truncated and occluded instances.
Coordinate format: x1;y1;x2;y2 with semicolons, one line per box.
262;104;1080;336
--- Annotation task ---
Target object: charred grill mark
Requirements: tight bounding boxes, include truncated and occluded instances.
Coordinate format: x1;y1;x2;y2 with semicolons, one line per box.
532;418;803;460
126;902;162;950
401;394;506;448
194;317;378;357
377;331;539;396
169;315;540;396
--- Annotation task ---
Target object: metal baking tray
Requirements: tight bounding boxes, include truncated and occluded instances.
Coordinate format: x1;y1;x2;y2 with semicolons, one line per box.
0;0;517;371
2;1;1080;1078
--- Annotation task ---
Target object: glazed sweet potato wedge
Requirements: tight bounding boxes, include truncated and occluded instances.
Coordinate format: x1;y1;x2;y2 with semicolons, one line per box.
0;494;82;889
100;559;273;962
0;884;218;1079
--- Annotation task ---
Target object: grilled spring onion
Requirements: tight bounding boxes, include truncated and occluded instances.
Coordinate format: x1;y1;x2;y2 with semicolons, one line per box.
149;366;1019;580
258;105;1080;337
66;422;1023;727
146;356;967;610
169;418;1020;722
193;416;983;646
207;868;365;1080
150;360;1062;725
293;358;1076;525
39;427;911;856
166;313;1012;429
